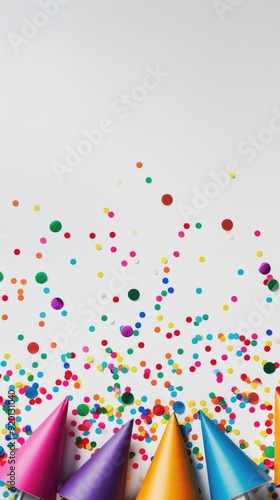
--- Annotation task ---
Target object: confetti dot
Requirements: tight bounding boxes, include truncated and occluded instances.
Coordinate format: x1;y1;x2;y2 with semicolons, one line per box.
27;342;39;354
128;289;140;301
136;162;143;168
35;272;48;284
51;298;64;310
49;220;62;233
77;404;89;416
221;219;233;231
121;326;133;338
267;279;279;291
145;177;152;184
173;401;185;414
259;262;271;275
263;362;276;374
161;194;173;206
121;392;134;404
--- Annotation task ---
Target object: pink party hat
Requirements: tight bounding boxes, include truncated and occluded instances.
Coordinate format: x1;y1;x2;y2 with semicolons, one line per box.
58;419;134;500
199;410;271;500
0;397;69;500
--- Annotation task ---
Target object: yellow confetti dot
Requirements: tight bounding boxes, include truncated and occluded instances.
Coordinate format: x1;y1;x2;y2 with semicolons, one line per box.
264;387;270;393
188;400;195;407
191;408;198;415
199;256;205;262
95;244;102;251
33;205;40;211
168;322;174;328
97;365;103;371
161;257;168;264
131;366;137;373
4;353;10;360
99;397;105;404
232;429;240;435
135;399;141;406
157;315;163;321
256;250;263;257
103;207;110;213
259;430;267;437
97;271;104;278
15;364;21;370
227;368;234;374
153;269;159;275
131;229;137;235
251;382;258;389
200;400;206;406
86;356;93;363
253;355;260;362
254;439;261;446
223;304;229;311
1;429;7;435
227;345;233;352
228;172;235;179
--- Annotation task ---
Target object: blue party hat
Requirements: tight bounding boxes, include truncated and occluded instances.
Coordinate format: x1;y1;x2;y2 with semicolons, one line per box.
199;411;271;500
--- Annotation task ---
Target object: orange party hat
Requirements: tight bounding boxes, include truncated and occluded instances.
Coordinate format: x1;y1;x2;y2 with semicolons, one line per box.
136;413;200;499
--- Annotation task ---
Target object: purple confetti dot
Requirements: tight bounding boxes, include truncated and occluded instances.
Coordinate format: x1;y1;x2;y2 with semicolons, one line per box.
258;262;271;275
51;297;64;310
121;325;133;338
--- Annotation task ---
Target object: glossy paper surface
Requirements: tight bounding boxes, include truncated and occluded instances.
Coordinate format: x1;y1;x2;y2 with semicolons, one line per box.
199;410;270;500
136;413;200;500
58;419;133;500
0;397;68;500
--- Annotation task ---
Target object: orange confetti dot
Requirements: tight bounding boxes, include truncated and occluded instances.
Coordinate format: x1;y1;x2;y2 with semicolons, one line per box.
74;382;80;388
12;200;19;207
10;278;17;284
17;288;24;294
36;252;42;259
165;353;172;359
136;162;143;168
2;314;8;320
38;321;45;327
154;327;161;333
20;279;27;285
27;342;39;354
163;267;170;273
140;360;146;367
93;394;99;400
151;380;157;386
18;295;24;301
50;342;57;348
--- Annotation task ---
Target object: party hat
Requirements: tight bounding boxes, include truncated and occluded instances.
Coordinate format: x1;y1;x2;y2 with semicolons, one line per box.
58;419;133;500
0;397;69;500
136;413;200;499
199;410;271;500
274;388;280;485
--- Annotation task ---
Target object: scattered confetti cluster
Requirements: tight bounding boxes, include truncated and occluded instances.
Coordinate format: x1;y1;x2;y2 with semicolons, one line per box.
0;164;280;500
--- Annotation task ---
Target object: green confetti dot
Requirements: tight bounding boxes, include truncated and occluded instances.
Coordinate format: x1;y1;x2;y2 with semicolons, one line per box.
195;222;202;229
268;279;279;291
202;314;209;320
177;348;184;355
17;334;24;341
193;446;199;454
41;353;47;359
121;392;134;404
49;220;62;233
264;446;274;458
77;404;89;416
128;289;140;301
35;272;48;284
157;372;164;378
154;304;161;310
145;177;152;184
101;315;108;322
129;451;136;459
0;272;4;282
32;362;39;368
133;330;139;336
127;348;134;354
263;362;276;374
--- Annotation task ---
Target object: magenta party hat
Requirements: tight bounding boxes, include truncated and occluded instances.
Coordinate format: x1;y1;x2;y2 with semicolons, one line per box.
0;397;69;500
58;419;134;500
199;411;271;500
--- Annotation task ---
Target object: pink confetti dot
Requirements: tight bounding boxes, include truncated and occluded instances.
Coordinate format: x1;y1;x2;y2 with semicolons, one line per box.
173;251;180;257
254;421;260;427
121;260;128;266
231;296;238;302
254;230;261;237
74;455;81;461
178;231;185;238
221;355;228;361
130;251;136;257
108;211;114;218
82;346;89;352
40;237;47;244
84;363;91;369
110;246;117;252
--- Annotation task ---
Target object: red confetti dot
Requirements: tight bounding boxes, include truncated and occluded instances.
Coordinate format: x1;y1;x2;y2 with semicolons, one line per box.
14;249;20;255
161;194;173;206
2;295;8;301
89;233;96;239
221;219;233;231
109;232;116;238
64;232;71;238
153;404;165;416
27;342;39;354
113;296;119;303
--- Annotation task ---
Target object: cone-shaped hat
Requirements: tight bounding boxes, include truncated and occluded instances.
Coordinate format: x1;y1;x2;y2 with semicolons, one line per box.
136;413;200;499
0;397;69;500
274;389;280;485
199;410;270;500
58;419;133;500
